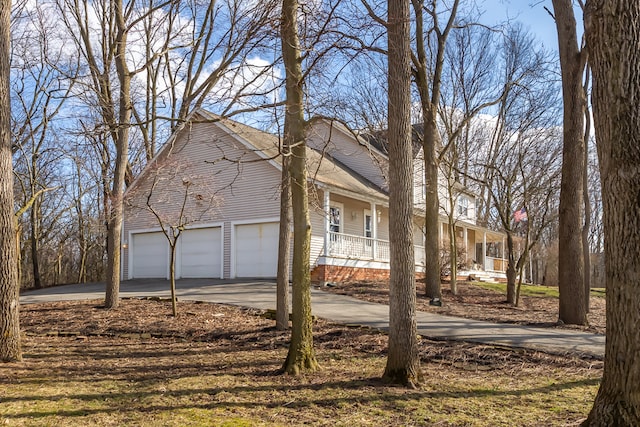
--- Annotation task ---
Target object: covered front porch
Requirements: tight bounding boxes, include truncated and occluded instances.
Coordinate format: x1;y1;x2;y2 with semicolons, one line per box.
310;189;426;284
325;231;426;268
440;222;507;282
309;188;506;284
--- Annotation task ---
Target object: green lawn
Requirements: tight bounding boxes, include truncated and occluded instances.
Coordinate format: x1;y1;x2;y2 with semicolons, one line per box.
475;282;606;299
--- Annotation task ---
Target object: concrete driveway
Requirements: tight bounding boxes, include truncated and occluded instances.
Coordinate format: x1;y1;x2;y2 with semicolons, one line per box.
20;278;605;358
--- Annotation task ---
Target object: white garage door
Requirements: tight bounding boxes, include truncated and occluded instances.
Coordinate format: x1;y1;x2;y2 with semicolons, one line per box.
180;227;222;278
235;222;279;278
131;232;168;278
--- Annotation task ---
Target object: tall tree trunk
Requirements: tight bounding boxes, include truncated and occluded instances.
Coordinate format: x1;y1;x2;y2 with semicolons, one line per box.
582;85;592;313
30;197;42;289
448;219;457;295
0;0;21;362
169;242;177;317
276;152;291;331
76;160;87;284
553;0;587;325
382;0;423;387
505;233;517;305
105;0;132;309
583;2;640;424
105;189;124;308
281;0;318;374
423;105;442;299
412;0;460;299
78;242;87;284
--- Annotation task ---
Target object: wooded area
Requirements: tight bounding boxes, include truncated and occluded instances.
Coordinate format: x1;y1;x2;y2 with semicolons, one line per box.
4;1;602;296
1;0;639;424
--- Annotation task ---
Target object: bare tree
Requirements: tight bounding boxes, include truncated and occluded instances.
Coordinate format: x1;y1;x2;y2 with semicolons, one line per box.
276;141;291;331
129;0;279;163
469;24;562;305
0;0;21;362
69;121;113;284
10;3;76;288
52;1;281;307
485;129;562;306
583;1;640;424
437;23;504;294
280;0;319;375
411;0;461;300
582;66;592;311
125;157;219;316
552;0;588;325
382;0;423;387
57;0;144;308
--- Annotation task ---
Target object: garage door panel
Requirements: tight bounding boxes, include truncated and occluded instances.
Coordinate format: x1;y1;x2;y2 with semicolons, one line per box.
235;223;279;278
180;228;222;278
132;232;167;278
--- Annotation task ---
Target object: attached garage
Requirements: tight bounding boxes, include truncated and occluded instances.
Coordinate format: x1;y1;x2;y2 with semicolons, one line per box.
129;226;222;279
130;231;168;278
234;222;279;278
179;227;222;278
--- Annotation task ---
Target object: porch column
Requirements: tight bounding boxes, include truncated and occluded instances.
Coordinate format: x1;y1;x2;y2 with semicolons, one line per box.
371;202;378;260
482;232;487;271
463;227;468;266
323;190;330;257
502;237;506;271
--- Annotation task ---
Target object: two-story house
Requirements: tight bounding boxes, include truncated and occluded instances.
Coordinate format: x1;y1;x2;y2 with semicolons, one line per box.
121;110;506;283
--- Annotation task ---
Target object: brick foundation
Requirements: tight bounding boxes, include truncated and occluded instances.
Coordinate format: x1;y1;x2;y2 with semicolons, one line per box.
311;264;425;284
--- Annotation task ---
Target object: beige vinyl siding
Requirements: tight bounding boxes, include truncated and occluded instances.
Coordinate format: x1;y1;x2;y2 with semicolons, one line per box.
309;193;327;267
123;122;282;279
307;121;388;191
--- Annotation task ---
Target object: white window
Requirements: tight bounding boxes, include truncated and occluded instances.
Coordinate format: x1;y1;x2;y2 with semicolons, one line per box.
457;196;469;217
364;210;372;238
330;206;341;233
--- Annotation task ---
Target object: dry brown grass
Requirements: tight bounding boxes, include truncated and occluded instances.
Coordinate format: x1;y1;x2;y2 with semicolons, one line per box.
0;299;602;426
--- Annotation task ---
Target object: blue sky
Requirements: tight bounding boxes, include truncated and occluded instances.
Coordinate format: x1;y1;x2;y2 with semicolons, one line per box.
478;0;583;51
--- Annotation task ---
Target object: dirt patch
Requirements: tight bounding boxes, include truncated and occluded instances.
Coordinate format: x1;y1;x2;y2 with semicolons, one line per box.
320;281;605;335
16;298;603;368
19;298;390;356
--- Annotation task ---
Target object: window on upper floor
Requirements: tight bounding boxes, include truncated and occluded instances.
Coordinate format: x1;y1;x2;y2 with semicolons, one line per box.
457;195;469;217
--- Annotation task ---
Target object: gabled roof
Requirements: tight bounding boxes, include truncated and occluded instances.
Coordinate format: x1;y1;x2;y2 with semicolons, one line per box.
194;110;389;203
360;123;424;159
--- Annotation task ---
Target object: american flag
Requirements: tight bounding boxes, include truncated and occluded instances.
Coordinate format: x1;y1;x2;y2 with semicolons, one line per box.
514;207;528;223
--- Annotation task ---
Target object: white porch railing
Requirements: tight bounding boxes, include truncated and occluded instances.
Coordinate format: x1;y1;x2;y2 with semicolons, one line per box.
328;231;423;267
485;256;506;272
329;232;376;259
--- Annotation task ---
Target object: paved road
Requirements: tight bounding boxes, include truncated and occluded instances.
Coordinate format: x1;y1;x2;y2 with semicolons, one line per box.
20;278;605;359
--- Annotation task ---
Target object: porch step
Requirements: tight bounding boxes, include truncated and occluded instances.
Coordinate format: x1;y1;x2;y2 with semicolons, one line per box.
462;270;507;283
